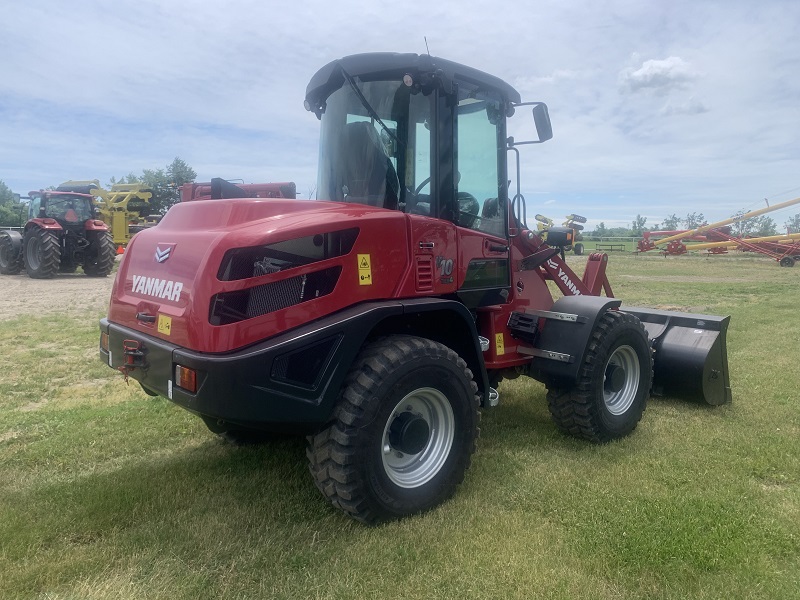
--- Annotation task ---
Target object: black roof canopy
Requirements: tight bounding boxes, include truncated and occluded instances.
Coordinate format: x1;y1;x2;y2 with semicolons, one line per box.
305;52;521;112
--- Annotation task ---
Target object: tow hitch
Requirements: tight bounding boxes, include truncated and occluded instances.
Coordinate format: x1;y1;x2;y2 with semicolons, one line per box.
118;339;147;383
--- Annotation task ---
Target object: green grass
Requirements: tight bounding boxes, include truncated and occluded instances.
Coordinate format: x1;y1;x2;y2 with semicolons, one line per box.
1;254;799;599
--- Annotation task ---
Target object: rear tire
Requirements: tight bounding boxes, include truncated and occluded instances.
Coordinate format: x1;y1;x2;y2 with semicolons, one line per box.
23;228;61;279
779;256;795;268
0;233;23;274
83;231;115;277
307;335;480;524
546;311;652;443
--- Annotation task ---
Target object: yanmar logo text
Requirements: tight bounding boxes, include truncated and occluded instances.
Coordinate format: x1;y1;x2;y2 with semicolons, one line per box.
546;258;582;295
131;275;183;302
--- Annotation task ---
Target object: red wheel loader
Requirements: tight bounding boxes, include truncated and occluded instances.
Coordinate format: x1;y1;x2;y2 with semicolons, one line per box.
98;53;731;523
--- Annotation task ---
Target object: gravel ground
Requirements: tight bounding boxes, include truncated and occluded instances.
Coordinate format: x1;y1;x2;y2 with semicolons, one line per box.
0;270;116;320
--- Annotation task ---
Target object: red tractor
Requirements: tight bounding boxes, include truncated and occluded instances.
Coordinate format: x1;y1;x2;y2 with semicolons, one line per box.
99;53;731;523
0;190;115;278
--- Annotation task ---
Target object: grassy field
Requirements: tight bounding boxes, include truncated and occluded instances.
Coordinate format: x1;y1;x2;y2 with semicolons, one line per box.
1;253;798;599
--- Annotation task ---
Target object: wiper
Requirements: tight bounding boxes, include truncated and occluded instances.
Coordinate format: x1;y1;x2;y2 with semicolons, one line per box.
339;65;403;151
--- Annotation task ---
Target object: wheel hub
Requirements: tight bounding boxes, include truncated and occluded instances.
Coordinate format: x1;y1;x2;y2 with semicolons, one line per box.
388;411;430;455
604;364;626;393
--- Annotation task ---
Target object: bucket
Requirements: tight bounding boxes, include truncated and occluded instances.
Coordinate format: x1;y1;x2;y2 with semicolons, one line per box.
622;307;732;405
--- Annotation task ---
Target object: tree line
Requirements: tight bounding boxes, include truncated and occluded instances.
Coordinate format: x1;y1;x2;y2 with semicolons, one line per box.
588;211;800;238
0;157;196;227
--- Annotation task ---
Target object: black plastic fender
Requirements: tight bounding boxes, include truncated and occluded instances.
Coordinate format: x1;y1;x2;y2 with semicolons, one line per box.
527;295;622;385
0;229;23;257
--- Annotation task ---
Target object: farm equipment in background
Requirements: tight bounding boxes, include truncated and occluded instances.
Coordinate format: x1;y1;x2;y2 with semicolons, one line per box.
180;178;296;202
99;52;731;523
0;190;115;278
638;196;800;266
57;180;154;248
535;213;587;255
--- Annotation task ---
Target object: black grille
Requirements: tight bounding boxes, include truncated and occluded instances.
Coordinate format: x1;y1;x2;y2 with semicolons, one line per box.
217;228;358;281
209;266;342;326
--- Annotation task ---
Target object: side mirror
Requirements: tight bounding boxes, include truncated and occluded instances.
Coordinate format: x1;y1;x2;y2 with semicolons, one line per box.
507;102;553;146
532;103;553;143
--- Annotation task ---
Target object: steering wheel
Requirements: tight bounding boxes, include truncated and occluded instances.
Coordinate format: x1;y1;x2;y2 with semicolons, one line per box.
414;177;431;196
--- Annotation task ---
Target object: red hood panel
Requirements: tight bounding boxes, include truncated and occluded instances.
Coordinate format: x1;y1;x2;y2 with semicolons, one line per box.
108;199;409;352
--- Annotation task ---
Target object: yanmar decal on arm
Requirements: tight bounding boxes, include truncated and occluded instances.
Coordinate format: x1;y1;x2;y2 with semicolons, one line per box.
131;274;184;302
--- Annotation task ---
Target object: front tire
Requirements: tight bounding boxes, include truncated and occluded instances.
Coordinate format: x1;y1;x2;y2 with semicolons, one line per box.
307;335;480;524
574;242;585;255
546;311;652;443
0;233;23;274
23;228;61;279
83;231;115;277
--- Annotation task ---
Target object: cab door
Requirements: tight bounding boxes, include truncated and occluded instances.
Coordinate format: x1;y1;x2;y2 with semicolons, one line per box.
453;90;511;309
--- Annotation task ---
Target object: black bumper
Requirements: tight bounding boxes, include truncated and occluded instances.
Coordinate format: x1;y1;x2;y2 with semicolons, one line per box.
100;302;408;431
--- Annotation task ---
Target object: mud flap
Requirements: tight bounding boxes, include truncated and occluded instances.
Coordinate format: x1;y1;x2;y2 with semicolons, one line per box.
622;307;731;405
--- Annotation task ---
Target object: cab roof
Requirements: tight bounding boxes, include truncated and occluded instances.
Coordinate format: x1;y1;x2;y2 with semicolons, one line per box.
305;52;521;111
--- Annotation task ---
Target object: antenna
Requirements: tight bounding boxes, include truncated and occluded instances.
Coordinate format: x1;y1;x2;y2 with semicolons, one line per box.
424;36;431;56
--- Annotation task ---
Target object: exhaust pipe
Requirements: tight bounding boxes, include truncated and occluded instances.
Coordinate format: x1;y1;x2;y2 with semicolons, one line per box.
622;307;732;406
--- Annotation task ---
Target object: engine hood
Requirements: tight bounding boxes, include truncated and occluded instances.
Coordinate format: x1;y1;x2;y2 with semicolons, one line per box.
107;198;409;352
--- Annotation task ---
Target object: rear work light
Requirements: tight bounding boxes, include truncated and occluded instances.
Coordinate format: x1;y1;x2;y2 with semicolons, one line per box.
175;365;198;393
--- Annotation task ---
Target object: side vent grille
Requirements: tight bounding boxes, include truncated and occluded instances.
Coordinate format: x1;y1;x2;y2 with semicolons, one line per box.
209;266;342;325
415;256;434;291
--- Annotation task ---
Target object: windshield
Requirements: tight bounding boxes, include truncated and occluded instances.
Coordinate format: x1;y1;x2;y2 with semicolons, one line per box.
44;194;93;222
317;78;432;211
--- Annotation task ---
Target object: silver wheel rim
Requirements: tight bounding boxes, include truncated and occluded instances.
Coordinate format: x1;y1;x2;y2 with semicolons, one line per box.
381;387;455;488
603;345;640;416
26;236;41;270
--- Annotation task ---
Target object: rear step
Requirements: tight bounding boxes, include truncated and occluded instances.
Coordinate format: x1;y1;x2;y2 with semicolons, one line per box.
622;307;732;406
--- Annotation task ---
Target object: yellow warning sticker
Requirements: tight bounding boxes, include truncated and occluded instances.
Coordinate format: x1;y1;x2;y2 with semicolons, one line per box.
158;314;172;336
495;333;505;356
358;253;372;285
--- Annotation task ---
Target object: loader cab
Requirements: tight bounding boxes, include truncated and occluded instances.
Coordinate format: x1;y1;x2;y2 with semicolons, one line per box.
306;53;551;308
306;53;528;236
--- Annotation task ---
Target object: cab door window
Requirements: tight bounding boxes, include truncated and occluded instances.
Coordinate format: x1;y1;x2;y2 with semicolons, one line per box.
455;96;505;237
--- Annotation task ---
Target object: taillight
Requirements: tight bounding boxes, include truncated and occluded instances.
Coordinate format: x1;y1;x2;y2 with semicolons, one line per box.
175;365;197;393
100;332;109;352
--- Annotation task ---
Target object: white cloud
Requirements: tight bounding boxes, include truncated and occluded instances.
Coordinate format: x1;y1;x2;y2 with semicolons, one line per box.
619;56;699;95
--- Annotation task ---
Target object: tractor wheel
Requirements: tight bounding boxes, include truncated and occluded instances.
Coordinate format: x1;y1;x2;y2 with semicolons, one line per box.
307;335;480;524
574;242;585;256
23;228;61;279
546;311;652;443
0;233;23;275
83;231;115;277
779;256;795;268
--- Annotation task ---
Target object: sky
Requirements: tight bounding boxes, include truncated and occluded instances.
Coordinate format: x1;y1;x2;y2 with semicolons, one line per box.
1;0;799;232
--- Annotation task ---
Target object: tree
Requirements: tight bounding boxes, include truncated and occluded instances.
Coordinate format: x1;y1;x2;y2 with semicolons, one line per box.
753;216;777;237
0;179;25;227
662;213;680;230
106;158;197;215
592;222;607;238
683;212;706;229
785;213;800;233
630;214;647;236
142;158;197;214
730;209;777;237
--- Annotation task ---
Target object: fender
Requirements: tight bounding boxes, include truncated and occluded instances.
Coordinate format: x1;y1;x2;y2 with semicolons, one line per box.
84;219;109;232
0;229;23;256
25;218;64;232
527;295;622;384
